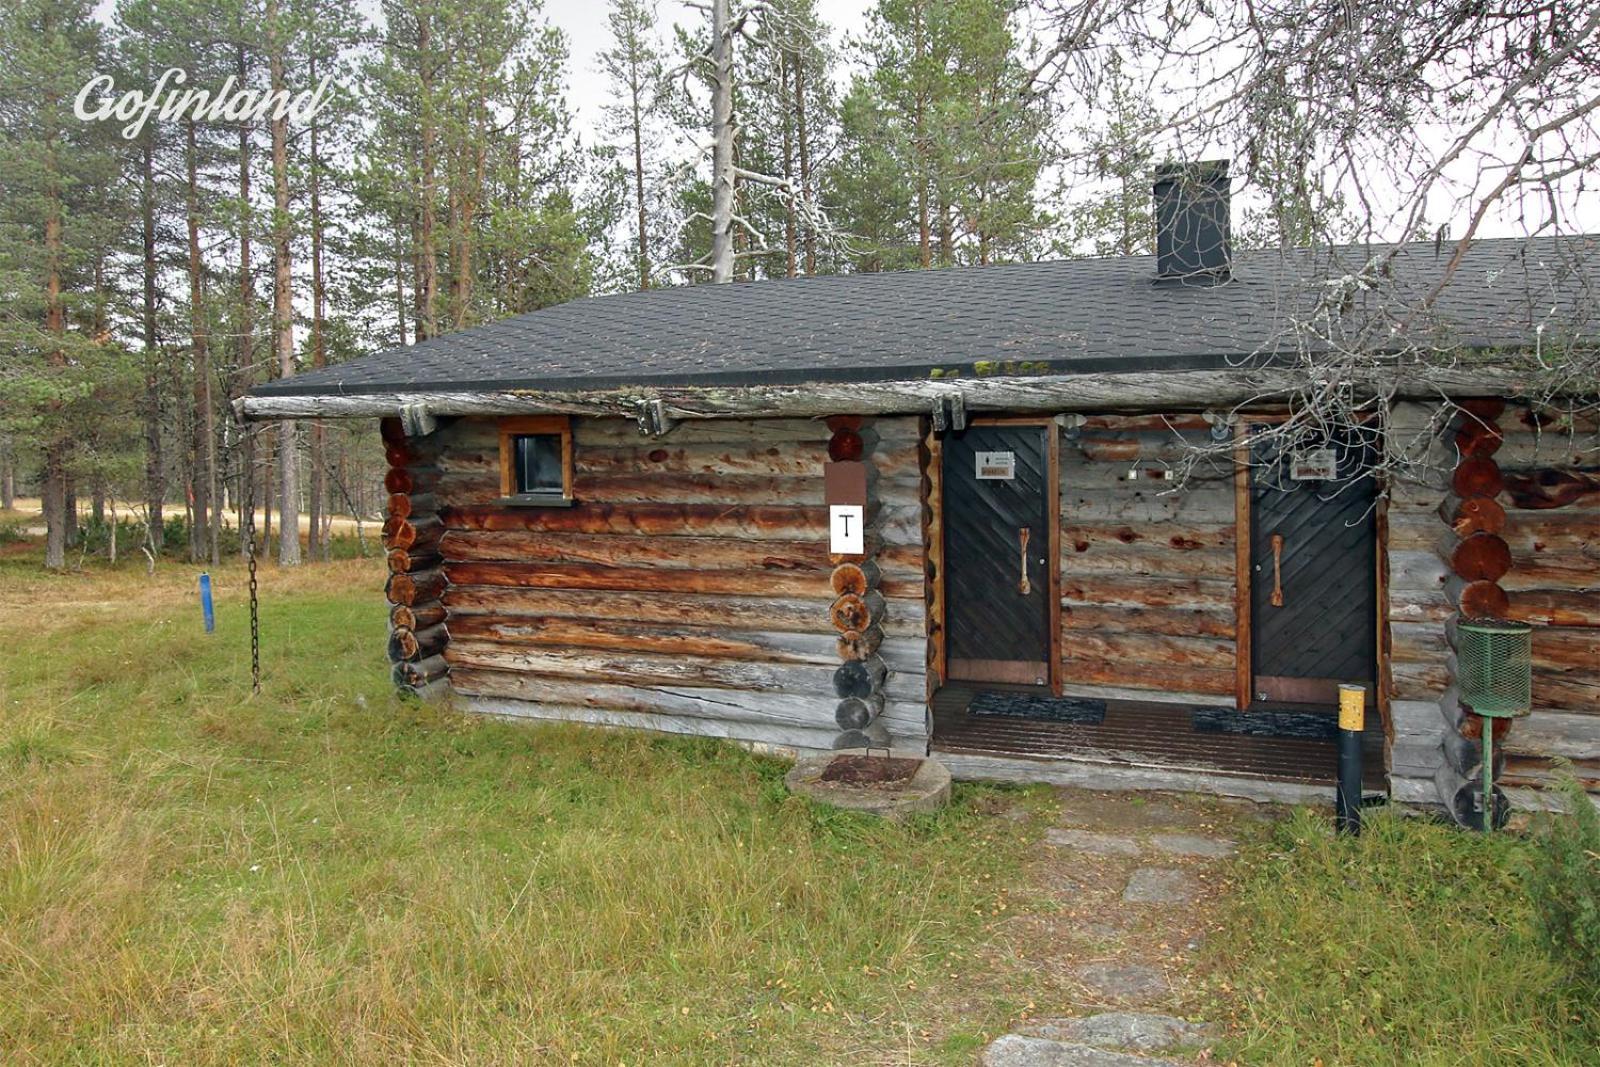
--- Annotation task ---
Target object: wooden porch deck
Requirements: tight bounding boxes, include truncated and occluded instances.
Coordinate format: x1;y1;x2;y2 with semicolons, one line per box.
931;686;1387;789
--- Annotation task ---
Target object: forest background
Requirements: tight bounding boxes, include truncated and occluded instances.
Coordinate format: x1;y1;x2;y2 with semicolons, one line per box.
2;0;1595;569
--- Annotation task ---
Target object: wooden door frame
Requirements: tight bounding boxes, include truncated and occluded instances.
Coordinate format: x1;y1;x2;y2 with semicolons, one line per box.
922;422;946;699
1232;413;1390;722
1233;419;1255;710
935;414;1062;695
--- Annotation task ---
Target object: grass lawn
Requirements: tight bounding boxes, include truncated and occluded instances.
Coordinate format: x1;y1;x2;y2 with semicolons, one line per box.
1210;807;1598;1066
0;550;1051;1064
2;539;1594;1064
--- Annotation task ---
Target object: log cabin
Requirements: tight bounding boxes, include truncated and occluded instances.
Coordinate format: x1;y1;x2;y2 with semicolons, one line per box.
240;163;1600;817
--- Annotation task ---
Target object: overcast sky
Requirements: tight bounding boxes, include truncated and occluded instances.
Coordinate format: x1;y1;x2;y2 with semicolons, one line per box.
89;0;1595;241
93;0;874;147
556;0;874;141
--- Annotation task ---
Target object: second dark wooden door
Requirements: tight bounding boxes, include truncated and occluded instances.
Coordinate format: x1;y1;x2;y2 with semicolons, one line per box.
943;423;1054;686
1249;427;1378;705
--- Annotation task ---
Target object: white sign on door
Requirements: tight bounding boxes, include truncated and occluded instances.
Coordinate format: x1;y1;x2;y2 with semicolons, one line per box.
975;451;1016;479
829;504;865;554
1290;447;1337;481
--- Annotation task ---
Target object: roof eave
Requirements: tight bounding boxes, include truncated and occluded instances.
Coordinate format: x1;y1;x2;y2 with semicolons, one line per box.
234;361;1539;425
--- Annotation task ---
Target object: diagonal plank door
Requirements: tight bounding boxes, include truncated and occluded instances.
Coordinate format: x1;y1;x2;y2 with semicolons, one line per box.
1249;428;1378;705
943;423;1054;686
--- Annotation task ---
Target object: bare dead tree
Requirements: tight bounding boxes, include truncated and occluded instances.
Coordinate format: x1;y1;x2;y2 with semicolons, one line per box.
671;0;851;281
1027;0;1600;482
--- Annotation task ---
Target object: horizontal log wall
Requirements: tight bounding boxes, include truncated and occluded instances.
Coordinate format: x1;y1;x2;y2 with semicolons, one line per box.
1495;404;1600;798
1497;407;1600;720
1058;417;1238;702
437;415;929;754
1387;401;1600;809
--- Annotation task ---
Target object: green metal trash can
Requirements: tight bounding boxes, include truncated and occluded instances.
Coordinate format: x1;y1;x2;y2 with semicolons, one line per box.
1455;618;1533;831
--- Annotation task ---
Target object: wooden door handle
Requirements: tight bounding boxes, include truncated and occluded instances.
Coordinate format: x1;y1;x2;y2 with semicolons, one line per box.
1018;526;1032;595
1270;533;1285;607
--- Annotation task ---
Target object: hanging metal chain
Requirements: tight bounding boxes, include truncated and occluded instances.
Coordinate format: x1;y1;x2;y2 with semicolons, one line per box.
242;422;261;695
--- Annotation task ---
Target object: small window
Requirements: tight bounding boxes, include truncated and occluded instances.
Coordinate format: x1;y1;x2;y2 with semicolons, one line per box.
498;416;573;505
513;434;563;495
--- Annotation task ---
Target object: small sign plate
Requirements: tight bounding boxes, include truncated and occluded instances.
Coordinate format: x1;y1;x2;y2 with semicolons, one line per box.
829;504;865;555
1290;447;1337;481
975;451;1016;480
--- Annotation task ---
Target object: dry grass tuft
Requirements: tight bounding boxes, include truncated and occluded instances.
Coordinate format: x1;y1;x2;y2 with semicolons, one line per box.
0;547;1050;1064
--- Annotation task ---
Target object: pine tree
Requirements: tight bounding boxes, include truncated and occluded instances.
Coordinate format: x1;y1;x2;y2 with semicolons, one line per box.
1059;56;1158;257
1239;100;1352;250
114;0;238;565
363;0;445;340
600;0;668;290
668;0;845;282
264;0;300;565
940;0;1053;264
228;2;261;558
844;0;1051;269
854;0;943;267
111;0;176;551
297;0;363;560
358;0;594;328
831;79;917;271
0;0;128;568
728;0;840;278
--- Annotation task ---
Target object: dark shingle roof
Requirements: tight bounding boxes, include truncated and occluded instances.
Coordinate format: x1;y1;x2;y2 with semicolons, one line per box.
252;236;1596;398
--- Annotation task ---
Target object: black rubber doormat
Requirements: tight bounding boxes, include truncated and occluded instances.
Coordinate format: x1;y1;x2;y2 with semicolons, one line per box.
968;692;1107;725
1191;705;1339;742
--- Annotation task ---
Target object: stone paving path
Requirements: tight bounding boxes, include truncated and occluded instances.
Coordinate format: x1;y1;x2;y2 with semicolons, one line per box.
978;789;1272;1066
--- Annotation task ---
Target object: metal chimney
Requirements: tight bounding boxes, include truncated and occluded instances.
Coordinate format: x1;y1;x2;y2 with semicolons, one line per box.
1153;160;1231;283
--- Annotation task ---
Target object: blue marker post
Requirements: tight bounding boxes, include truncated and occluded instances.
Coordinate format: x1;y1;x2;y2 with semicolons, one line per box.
199;572;216;634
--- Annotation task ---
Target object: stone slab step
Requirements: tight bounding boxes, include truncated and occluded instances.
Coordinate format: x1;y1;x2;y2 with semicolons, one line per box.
1122;867;1198;905
1072;962;1171;1002
1044;828;1142;855
980;1034;1181;1067
1024;1012;1213;1054
1148;833;1236;858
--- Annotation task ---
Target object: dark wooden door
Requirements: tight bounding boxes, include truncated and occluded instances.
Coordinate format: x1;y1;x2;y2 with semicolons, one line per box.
1249;428;1378;705
943;423;1055;687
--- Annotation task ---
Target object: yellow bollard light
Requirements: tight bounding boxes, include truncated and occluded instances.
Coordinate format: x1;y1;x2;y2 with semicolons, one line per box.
1336;684;1366;835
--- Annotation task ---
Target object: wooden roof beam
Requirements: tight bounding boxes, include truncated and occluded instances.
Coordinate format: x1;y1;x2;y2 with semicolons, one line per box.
233;367;1538;423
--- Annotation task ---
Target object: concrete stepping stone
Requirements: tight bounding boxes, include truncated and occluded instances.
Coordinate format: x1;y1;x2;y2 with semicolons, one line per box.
1072;962;1171;1002
1121;867;1196;905
1024;1012;1213;1053
1045;828;1142;856
1073;920;1126;943
1148;833;1236;858
980;1034;1179;1067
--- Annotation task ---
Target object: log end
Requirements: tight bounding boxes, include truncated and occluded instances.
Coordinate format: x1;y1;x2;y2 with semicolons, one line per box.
827;431;865;462
836;626;884;661
829;561;880;597
1447;496;1507;537
1450;456;1505;499
1450;532;1512;582
830;593;867;633
834;694;884;730
1457;580;1510;619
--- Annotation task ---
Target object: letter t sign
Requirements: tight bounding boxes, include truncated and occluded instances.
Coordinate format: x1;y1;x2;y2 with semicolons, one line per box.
829;505;864;555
